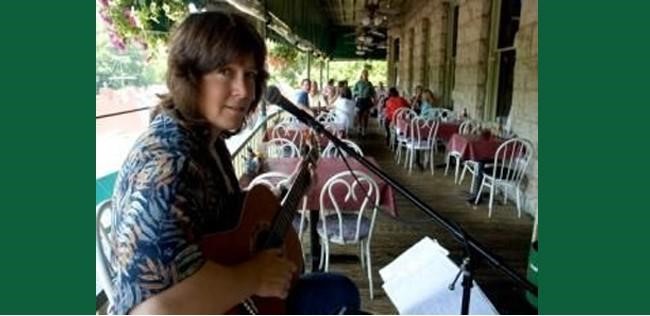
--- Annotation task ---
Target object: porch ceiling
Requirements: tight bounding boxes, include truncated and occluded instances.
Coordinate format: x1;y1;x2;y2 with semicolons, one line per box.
265;0;409;60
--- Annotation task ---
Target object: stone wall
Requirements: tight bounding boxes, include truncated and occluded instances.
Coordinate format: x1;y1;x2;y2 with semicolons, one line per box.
386;0;538;218
510;0;538;216
387;0;447;97
451;0;491;117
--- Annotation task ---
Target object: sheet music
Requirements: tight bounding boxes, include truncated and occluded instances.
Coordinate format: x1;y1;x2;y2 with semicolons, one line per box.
379;237;499;315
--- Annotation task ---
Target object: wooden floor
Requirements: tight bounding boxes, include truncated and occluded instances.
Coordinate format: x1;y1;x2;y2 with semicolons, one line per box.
301;122;537;315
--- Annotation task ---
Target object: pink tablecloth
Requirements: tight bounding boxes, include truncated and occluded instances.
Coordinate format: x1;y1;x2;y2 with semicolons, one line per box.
448;133;505;162
242;157;398;218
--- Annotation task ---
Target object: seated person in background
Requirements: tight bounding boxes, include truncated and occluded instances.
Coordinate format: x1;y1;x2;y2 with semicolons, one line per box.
383;87;410;145
308;80;328;114
323;79;338;106
328;81;356;131
295;78;314;116
108;11;359;315
419;89;439;120
409;84;423;113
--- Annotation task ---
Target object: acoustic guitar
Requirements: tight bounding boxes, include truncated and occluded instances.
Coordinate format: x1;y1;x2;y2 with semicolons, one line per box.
199;132;319;314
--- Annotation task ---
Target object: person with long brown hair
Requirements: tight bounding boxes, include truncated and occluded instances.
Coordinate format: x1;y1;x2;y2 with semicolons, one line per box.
108;11;359;314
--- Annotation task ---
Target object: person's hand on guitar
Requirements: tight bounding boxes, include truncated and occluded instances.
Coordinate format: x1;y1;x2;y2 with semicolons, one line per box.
238;249;297;299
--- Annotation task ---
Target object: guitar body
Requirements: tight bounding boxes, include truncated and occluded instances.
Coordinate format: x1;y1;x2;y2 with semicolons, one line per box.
199;185;304;314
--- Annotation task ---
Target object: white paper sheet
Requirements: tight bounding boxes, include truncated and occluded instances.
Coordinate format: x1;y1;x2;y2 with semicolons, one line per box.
379;237;499;315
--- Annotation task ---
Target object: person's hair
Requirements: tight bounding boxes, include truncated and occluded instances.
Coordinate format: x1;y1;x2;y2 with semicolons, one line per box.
339;86;352;99
388;87;399;97
301;78;311;86
422;89;435;103
328;79;335;85
151;11;268;137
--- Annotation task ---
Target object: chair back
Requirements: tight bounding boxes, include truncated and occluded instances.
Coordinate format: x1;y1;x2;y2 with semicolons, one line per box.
408;117;439;147
272;122;303;147
393;108;418;134
318;170;380;243
316;112;337;124
322;140;364;158
280;113;301;126
459;119;479;135
491;138;534;185
247;171;291;191
438;108;457;122
265;138;301;158
96;199;115;303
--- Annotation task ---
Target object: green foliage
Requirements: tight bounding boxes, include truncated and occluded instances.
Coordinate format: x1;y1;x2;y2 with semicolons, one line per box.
99;0;191;50
267;40;305;88
96;5;167;93
266;40;388;89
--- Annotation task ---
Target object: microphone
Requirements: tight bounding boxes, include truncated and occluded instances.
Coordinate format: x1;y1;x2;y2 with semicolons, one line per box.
263;85;321;132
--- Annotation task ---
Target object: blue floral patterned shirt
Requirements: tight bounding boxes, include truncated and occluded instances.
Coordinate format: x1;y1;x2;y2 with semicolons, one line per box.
108;112;244;314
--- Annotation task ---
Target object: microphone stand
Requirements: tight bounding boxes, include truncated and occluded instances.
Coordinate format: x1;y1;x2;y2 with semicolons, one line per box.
280;106;538;313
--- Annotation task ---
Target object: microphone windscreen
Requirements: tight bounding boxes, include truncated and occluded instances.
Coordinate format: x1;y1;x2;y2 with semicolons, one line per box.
264;85;284;105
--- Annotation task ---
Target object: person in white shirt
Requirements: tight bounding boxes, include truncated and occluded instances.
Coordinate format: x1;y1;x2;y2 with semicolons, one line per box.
328;82;356;132
308;80;328;114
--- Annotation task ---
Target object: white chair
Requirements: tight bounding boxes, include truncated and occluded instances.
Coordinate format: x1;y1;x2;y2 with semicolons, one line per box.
474;138;534;218
458;121;501;188
96;199;115;304
316;111;337;124
438;108;457;122
321;140;364;158
392;109;418;161
247;172;309;242
388;107;415;152
446;119;479;183
402;117;439;174
317;170;380;299
265;138;301;158
280;113;301;126
271;122;303;148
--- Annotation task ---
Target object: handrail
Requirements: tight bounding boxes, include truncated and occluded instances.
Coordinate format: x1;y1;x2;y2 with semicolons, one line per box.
96;106;152;119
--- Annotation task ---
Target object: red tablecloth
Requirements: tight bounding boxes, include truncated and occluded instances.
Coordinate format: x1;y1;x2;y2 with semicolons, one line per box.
437;122;461;141
242;157;398;218
448;133;505;162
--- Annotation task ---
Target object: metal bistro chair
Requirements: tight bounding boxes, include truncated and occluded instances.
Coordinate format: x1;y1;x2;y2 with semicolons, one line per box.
265;138;301;158
446;119;480;184
247;172;309;243
402;117;439;175
474;138;534;218
321;139;364;158
317;170;380;300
